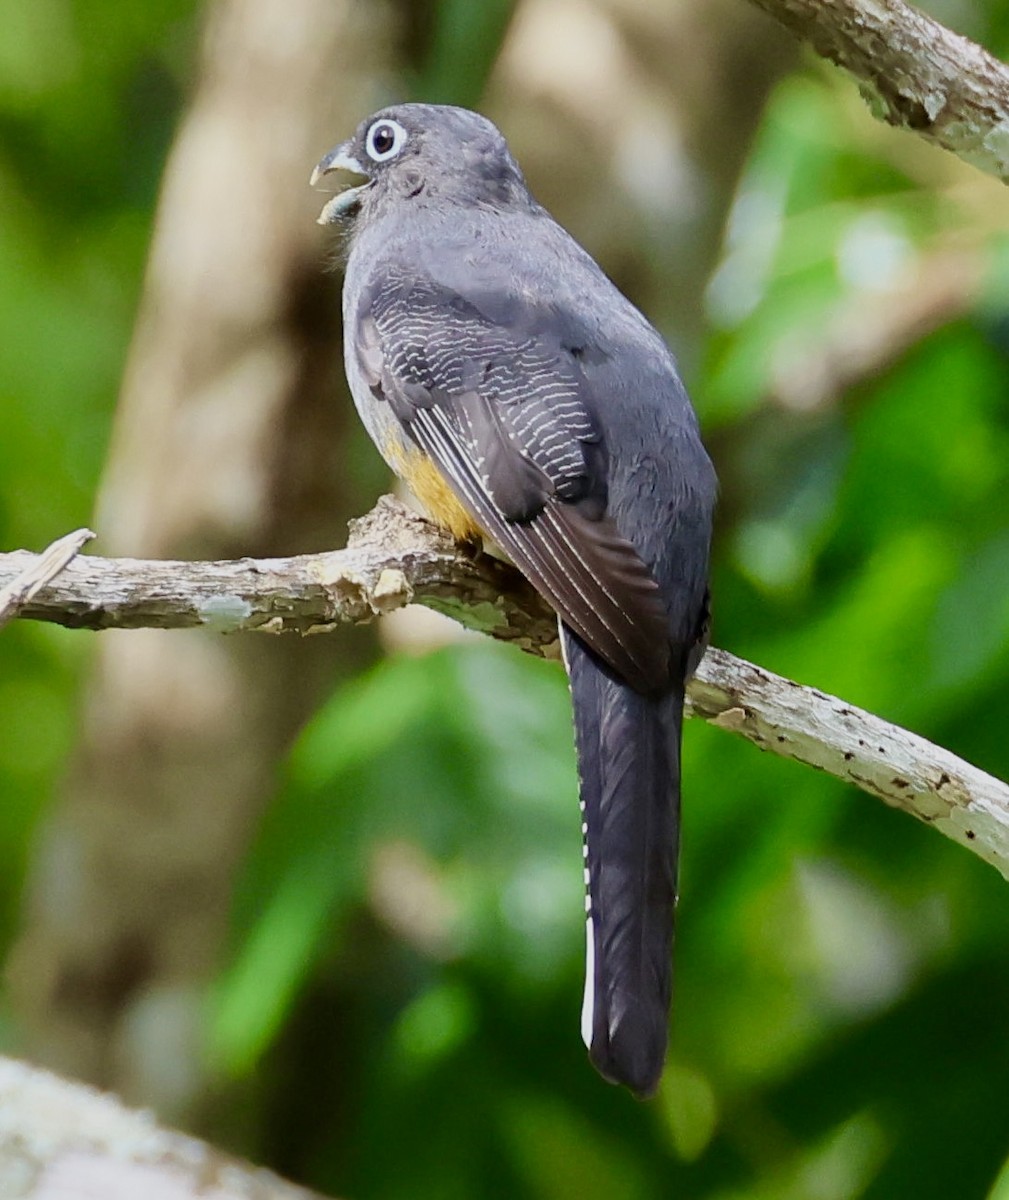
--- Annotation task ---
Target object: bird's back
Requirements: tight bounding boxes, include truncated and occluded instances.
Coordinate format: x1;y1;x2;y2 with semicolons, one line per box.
344;199;715;641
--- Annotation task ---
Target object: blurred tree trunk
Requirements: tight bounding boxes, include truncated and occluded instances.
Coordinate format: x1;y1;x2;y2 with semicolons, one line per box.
6;0;396;1124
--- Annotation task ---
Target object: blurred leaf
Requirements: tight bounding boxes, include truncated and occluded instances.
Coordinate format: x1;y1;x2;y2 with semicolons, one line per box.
391;980;476;1078
714;1110;886;1200
504;1093;649;1200
930;530;1009;693
659;1060;720;1162
209;839;357;1076
416;0;516;109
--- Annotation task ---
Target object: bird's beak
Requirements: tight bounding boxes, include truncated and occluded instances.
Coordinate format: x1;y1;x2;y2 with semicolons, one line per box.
310;144;370;224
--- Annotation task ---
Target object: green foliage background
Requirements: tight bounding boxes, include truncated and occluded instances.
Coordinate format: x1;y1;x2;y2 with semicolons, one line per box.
2;2;1009;1197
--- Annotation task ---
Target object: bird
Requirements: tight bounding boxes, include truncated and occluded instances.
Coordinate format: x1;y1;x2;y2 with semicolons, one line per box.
312;104;716;1098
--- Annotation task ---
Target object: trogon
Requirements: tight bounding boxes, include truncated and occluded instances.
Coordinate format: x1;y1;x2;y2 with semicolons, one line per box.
312;104;716;1098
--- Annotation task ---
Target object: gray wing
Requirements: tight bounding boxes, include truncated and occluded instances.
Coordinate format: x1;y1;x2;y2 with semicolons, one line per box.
355;266;671;694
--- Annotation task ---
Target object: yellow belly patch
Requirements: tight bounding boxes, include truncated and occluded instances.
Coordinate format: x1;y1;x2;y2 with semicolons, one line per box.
385;440;484;542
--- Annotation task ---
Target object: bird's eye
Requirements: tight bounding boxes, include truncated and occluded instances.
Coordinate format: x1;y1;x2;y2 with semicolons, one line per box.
365;119;407;162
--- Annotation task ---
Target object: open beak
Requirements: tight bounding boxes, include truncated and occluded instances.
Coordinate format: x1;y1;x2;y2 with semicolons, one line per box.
310;145;370;224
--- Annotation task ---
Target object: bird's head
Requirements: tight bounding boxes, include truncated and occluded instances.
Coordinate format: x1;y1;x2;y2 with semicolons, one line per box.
311;103;532;224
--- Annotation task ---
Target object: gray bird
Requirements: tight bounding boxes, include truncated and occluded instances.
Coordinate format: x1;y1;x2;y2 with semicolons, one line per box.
312;104;716;1098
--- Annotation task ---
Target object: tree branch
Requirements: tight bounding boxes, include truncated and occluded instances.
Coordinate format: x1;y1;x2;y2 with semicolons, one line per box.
3;496;1007;879
0;528;94;630
746;0;1009;182
0;1055;330;1200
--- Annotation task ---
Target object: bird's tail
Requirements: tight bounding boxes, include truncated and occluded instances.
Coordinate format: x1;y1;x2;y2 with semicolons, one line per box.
562;625;683;1099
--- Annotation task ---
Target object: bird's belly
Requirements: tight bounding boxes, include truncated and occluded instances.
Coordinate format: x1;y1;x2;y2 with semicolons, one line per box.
352;389;482;542
385;439;483;542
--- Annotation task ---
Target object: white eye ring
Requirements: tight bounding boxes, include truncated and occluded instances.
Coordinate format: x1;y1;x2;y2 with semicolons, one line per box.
365;119;408;163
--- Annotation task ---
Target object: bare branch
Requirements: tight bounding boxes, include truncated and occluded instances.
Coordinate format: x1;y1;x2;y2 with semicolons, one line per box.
1;499;557;656
0;1056;329;1200
3;496;1007;879
689;649;1009;880
746;0;1009;182
0;528;94;630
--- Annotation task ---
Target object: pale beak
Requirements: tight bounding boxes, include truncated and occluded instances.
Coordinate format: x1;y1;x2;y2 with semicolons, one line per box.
310;145;370;224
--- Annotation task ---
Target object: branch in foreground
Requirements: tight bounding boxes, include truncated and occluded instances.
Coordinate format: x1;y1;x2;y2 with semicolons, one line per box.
0;1055;328;1200
747;0;1009;183
3;497;1008;881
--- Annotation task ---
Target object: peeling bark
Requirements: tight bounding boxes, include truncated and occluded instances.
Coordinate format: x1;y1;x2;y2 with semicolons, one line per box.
747;0;1009;181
